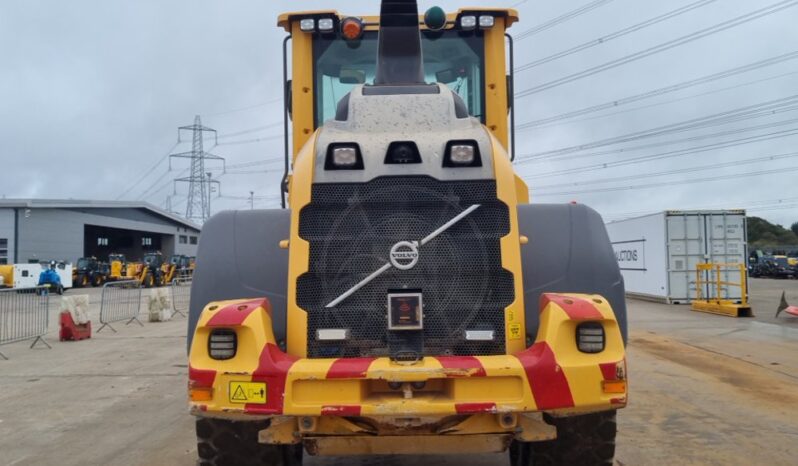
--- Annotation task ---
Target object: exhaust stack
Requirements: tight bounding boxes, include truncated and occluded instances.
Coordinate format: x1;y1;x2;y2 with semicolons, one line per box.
374;0;425;85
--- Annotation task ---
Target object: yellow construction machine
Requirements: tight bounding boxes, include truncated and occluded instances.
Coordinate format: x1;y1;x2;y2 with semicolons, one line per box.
187;2;628;464
107;253;128;282
125;260;155;288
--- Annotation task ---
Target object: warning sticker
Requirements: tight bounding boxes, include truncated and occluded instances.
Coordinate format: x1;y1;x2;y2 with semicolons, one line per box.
508;323;522;340
228;381;267;404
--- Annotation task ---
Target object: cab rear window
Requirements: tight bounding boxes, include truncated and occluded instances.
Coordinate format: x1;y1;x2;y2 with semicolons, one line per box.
312;30;485;126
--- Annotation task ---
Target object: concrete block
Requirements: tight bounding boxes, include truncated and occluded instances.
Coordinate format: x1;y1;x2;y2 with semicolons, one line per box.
61;295;90;324
148;288;172;322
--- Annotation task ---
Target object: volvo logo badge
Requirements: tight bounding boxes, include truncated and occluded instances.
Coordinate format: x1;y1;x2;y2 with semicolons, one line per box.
389;241;419;270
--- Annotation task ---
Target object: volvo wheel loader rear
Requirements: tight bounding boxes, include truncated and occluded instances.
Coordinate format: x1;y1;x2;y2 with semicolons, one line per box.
188;2;627;465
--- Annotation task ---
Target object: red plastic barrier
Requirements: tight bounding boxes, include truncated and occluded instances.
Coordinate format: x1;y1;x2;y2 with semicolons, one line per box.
59;311;92;341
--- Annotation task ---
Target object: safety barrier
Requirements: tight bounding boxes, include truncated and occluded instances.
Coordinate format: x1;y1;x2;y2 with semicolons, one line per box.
0;287;51;359
692;263;753;317
171;277;192;318
98;280;143;333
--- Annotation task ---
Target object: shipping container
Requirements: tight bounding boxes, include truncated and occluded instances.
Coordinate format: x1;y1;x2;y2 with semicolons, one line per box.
605;210;747;303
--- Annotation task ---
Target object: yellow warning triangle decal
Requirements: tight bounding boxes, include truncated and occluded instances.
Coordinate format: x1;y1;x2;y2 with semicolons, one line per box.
231;385;247;401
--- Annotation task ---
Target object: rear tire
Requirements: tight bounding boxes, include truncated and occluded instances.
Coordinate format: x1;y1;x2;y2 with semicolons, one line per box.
195;418;302;466
510;411;617;466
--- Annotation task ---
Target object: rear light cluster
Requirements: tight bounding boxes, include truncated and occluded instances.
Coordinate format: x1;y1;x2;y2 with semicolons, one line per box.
576;322;605;353
297;16;363;40
208;329;237;360
295;10;495;38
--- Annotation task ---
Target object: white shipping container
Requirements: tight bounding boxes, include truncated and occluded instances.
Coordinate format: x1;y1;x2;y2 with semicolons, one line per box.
605;210;747;303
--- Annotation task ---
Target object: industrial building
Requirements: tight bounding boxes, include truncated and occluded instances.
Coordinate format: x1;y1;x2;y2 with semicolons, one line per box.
0;199;201;265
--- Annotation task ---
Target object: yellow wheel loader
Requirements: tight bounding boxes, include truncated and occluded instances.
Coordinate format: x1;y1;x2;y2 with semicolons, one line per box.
188;2;628;465
125;260;155;288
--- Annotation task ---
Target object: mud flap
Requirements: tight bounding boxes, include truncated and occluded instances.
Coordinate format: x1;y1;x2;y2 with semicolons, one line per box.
187;209;290;351
517;204;627;343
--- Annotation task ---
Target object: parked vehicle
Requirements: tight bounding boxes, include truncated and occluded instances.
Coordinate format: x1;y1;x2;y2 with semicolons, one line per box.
186;3;628;465
73;257;107;287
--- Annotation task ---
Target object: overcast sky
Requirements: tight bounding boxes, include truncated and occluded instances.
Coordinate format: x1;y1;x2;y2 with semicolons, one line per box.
1;0;796;227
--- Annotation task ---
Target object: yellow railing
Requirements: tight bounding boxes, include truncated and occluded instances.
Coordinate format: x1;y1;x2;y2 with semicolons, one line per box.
692;263;752;317
695;262;748;304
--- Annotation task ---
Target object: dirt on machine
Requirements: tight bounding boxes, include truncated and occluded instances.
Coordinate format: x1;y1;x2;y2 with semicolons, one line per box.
186;2;628;465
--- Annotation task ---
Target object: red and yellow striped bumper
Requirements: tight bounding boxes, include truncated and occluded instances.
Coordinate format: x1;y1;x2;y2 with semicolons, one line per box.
188;293;626;419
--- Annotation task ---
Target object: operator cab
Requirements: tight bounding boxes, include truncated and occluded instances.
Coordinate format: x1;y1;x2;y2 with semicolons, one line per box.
278;7;518;205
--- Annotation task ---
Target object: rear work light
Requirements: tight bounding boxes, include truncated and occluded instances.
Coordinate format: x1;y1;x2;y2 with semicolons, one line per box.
208;329;237;360
299;18;316;32
576;322;605;353
325;143;364;170
443;140;482;167
478;15;495;28
317;18;335;33
459;15;477;31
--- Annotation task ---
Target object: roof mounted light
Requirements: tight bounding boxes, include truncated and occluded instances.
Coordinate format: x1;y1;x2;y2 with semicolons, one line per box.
341;17;364;40
479;15;495;28
317;18;335;33
299;18;316;32
459;15;477;31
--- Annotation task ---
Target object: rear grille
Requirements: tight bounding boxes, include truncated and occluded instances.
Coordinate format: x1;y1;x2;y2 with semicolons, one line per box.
297;176;514;358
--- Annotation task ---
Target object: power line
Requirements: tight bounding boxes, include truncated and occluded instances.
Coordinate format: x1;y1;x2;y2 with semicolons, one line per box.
217;122;283;139
516;51;798;130
603;196;798;221
202;97;282;118
523;127;798;179
532;151;798;190
116;141;180;200
515;0;615;40
516;94;798;161
517;0;717;72
518;116;798;166
534;161;798;198
138;167;189;201
521;70;798;132
217;134;284;146
515;0;798;98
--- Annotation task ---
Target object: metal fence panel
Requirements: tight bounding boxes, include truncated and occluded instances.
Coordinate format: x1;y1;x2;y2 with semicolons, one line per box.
0;287;51;359
171;278;192;318
98;280;143;333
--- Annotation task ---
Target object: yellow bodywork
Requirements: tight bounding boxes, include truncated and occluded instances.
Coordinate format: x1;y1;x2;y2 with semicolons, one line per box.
0;265;13;288
189;294;626;434
109;260;125;280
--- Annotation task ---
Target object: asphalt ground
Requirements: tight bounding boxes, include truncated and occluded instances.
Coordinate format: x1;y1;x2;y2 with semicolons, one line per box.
0;278;796;465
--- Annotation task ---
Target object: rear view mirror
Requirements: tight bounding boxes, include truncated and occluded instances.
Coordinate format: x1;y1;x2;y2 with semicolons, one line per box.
340;69;366;84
